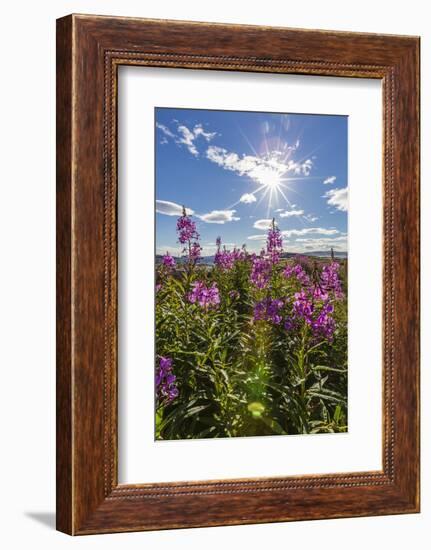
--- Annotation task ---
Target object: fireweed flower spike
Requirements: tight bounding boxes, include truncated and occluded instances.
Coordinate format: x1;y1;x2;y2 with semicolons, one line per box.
266;218;283;263
190;241;202;262
214;237;243;271
320;261;343;299
250;254;272;289
176;206;202;264
283;263;311;286
253;298;284;325
176;206;199;244
188;281;220;310
162;252;176;269
286;286;337;341
156;356;179;403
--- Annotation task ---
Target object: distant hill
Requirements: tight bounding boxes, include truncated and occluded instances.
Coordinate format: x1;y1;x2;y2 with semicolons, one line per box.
290;251;348;259
156;251;347;265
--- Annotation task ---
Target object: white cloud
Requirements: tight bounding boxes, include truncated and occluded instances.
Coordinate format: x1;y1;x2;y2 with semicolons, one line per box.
156;122;175;139
198;209;240;224
279;209;304;218
177;125;199;156
193;123;217;142
239;193;257;204
156;246;181;256
290;236;347;252
304;214;319;222
156;121;217;157
253;219;273;230
300;159;313;176
324;187;348;211
247;231;346;252
323;176;337;185
156;200;194;217
157;245;220;257
247;234;268;242
282;227;339;238
206;146;314;185
295;236;346;243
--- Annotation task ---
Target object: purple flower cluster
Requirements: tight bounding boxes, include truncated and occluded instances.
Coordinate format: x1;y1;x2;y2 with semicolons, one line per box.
156;356;179;403
162;252;176;269
250;254;272;289
215;248;243;270
266;225;283;263
176;213;199;244
190;241;202;261
283;263;311;286
321;262;343;298
214;237;245;270
312;301;335;339
188;281;220;310
292;290;314;319
176;210;201;262
311;286;328;302
253;298;284;325
285;289;336;341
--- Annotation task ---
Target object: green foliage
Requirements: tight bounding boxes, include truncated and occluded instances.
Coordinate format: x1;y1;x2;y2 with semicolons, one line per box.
155;256;348;439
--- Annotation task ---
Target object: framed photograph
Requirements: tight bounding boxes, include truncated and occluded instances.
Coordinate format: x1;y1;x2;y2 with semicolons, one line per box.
56;14;420;535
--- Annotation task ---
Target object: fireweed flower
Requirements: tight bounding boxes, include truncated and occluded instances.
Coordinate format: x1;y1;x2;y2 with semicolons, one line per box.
266;221;283;263
292;290;314;321
190;241;202;262
250;254;272;289
284;317;296;331
283;263;311;286
311;301;335;340
176;208;202;263
311;285;329;302
188;281;220;310
320;262;343;298
162;252;176;269
285;287;337;341
156;356;179;403
176;212;199;244
253;298;284;325
215;249;236;270
214;237;243;270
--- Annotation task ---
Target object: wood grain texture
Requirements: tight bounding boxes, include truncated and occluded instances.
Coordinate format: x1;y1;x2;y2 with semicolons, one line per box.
56;15;73;535
56;14;420;535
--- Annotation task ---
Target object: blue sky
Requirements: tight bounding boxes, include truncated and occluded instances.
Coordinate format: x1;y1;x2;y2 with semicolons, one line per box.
155;108;348;257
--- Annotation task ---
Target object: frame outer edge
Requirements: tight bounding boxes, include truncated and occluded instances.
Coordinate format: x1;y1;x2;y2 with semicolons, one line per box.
393;38;420;511
56;14;74;535
56;14;421;535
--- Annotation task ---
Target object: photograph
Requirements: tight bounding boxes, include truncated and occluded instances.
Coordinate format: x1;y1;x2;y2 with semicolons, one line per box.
154;107;348;440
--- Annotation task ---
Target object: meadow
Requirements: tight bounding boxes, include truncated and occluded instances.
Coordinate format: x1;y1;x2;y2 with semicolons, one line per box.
155;210;348;440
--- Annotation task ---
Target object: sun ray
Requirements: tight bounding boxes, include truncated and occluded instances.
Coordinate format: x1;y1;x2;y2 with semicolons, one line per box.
226;183;267;210
217;118;327;217
276;185;292;206
236;124;259;156
255;184;272;210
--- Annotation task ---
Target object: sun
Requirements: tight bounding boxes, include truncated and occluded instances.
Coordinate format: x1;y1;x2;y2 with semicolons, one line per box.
259;169;282;190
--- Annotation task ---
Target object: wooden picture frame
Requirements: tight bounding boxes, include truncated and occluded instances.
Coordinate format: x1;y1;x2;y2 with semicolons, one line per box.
56;14;420;535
